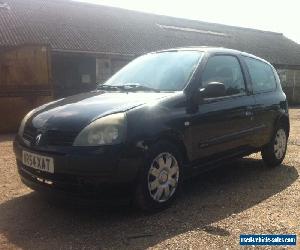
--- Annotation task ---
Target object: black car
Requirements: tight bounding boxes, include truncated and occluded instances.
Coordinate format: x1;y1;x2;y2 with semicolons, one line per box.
14;47;289;211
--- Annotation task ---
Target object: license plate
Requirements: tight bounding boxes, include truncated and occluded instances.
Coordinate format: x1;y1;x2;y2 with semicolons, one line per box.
22;151;54;173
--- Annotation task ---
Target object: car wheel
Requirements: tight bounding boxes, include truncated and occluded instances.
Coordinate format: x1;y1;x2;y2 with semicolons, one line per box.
134;141;182;212
261;124;288;167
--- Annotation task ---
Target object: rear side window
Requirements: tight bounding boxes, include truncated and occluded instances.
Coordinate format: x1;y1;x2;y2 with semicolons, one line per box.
243;57;277;93
202;55;246;96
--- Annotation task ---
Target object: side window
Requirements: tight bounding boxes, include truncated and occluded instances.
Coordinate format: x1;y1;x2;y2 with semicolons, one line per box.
243;57;277;93
202;55;246;96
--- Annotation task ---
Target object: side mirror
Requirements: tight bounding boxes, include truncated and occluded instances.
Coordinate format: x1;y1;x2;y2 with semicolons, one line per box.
200;82;226;98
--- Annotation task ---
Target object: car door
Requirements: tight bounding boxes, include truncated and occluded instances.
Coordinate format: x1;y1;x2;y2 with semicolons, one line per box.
188;54;256;161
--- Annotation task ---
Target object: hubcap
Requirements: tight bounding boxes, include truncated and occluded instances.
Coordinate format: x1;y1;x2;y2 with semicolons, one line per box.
274;129;287;160
147;152;179;203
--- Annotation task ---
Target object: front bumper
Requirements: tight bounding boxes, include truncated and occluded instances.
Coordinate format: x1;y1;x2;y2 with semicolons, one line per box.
14;137;144;199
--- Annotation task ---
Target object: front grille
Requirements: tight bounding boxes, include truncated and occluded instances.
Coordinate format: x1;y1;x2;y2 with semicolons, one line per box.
44;130;78;146
23;125;77;146
23;125;37;142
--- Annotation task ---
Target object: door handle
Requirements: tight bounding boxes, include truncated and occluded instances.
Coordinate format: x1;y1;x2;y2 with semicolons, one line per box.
245;111;253;117
245;106;254;117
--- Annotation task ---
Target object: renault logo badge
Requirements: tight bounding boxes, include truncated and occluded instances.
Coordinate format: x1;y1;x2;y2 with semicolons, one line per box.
35;134;42;145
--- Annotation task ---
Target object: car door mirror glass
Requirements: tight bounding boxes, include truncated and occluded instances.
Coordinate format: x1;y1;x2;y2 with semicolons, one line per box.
200;82;226;98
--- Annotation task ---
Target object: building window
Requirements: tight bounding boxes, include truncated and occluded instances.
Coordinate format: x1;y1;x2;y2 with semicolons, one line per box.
112;59;129;74
277;69;287;85
81;74;91;84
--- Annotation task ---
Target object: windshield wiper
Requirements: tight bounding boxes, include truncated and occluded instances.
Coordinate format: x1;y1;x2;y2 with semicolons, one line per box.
115;84;160;92
96;84;121;91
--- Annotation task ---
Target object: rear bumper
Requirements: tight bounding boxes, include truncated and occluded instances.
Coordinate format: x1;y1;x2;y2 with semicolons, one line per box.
14;138;144;198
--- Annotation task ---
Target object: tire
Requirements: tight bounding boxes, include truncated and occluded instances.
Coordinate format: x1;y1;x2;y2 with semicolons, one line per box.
134;141;182;212
261;124;288;167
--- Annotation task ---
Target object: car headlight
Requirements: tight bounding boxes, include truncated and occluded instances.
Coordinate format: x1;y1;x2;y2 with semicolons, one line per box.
73;113;126;146
18;109;36;137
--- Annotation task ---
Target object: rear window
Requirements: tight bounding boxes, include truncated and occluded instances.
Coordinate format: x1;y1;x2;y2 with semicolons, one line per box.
243;57;277;93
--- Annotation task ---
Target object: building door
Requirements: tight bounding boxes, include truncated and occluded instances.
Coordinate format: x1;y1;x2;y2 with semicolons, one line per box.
96;58;111;84
0;45;53;132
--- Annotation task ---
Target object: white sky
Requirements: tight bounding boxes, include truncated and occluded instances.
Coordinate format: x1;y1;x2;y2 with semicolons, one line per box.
75;0;300;44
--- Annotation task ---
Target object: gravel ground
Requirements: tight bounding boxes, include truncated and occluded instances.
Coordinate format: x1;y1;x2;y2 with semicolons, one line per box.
0;109;299;250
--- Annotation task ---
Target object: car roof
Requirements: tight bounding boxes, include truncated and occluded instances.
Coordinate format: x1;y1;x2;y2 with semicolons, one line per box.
154;46;271;65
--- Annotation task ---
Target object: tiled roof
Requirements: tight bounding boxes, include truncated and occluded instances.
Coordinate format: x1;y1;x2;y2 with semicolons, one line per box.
1;0;300;65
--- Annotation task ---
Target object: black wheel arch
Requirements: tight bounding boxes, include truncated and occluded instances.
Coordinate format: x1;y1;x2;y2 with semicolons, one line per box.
275;113;290;136
142;129;189;165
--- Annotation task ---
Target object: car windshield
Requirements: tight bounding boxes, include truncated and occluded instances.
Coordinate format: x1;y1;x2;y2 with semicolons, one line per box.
103;51;203;91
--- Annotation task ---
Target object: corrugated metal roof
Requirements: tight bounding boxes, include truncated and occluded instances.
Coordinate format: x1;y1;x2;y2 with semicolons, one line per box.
1;0;300;65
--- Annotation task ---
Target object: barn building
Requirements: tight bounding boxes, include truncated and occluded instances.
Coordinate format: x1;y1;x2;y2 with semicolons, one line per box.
1;0;300;132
